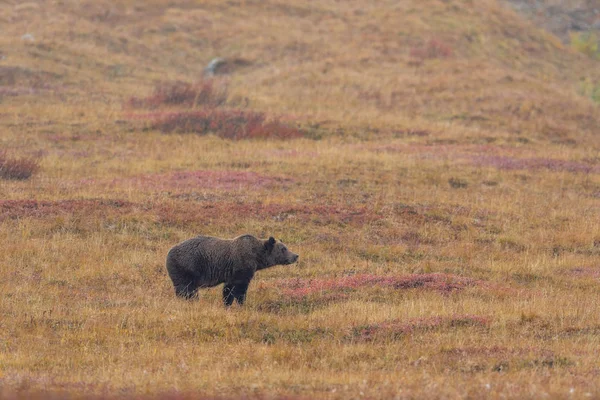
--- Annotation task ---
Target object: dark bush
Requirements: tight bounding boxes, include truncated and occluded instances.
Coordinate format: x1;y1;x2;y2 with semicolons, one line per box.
126;80;227;109
410;38;454;61
0;152;40;180
147;109;304;140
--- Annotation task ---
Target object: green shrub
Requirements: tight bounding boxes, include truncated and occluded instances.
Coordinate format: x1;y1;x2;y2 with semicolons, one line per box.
570;32;599;58
579;77;600;104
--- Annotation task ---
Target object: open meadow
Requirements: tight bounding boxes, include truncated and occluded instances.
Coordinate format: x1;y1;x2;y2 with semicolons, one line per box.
1;0;600;398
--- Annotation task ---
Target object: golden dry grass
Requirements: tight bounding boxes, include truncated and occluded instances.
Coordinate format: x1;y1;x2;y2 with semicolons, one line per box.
1;0;600;399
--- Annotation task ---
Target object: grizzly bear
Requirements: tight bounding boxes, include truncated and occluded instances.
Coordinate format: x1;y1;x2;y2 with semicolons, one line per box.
166;235;299;306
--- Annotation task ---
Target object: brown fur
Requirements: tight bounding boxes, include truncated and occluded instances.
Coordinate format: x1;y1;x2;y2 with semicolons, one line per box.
166;234;298;306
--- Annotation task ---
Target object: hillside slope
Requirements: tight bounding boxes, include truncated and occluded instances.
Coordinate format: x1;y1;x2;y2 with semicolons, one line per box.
1;0;599;142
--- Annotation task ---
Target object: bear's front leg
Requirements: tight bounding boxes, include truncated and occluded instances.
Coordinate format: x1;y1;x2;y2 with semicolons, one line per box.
222;269;254;307
232;282;249;305
170;270;199;300
222;284;236;306
222;282;250;306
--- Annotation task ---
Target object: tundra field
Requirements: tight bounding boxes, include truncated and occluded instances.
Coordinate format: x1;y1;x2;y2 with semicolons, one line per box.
1;0;600;398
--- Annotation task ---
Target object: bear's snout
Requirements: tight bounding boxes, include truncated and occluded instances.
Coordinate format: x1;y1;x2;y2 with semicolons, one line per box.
284;252;299;265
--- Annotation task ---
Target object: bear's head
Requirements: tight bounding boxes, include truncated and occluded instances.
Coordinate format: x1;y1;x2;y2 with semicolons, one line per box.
264;237;299;267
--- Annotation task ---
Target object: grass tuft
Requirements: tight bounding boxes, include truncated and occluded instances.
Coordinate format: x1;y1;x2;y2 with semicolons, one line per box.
0;152;40;180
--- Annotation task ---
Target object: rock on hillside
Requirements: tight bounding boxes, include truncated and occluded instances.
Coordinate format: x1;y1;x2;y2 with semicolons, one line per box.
504;0;600;41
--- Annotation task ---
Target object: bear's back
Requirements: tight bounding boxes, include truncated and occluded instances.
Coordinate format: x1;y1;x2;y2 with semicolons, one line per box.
168;235;227;263
168;234;262;267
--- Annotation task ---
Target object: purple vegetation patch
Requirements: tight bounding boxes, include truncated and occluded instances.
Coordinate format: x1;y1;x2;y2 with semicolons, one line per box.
155;202;380;227
567;267;600;279
352;314;490;341
110;170;293;191
0;86;45;96
472;155;600;174
258;149;320;158
0;198;378;228
0;199;133;221
369;144;526;162
276;273;481;299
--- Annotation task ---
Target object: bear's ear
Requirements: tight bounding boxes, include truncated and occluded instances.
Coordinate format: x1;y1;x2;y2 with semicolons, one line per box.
265;236;276;251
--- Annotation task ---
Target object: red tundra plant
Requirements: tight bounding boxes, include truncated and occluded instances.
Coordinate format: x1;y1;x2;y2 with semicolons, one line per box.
138;109;303;140
471;155;600;174
0;152;40;180
410;38;454;61
277;273;480;299
352;314;491;342
126;80;227;109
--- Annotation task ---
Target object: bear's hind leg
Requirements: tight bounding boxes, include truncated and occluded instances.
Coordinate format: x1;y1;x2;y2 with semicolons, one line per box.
175;282;199;300
170;271;199;300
